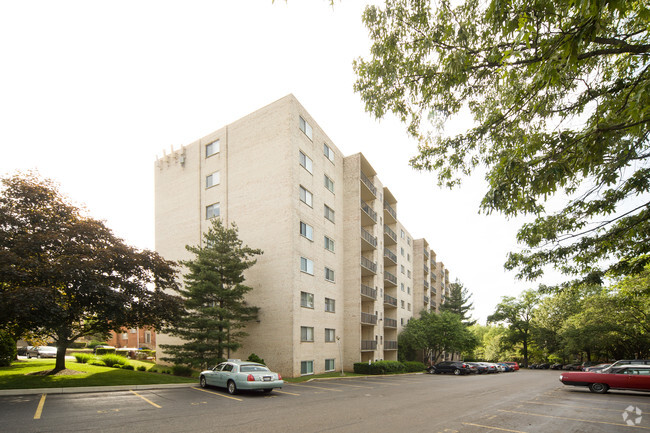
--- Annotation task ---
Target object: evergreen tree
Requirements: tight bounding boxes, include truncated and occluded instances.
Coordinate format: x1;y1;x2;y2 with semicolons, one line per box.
439;280;476;326
161;219;262;370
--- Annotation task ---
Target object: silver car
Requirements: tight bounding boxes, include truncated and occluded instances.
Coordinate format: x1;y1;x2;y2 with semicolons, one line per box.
26;346;57;358
199;360;283;395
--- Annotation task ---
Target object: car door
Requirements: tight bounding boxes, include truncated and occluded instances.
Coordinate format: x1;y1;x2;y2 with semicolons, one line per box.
626;368;650;390
219;363;235;388
207;363;225;387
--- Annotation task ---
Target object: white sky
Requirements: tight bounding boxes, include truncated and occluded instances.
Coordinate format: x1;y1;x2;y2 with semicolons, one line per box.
0;0;546;323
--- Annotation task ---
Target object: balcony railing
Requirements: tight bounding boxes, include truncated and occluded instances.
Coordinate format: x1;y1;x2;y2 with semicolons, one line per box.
385;340;398;350
384;317;397;328
424;280;429;289
384;294;397;307
384;247;397;264
431;288;437;296
361;283;377;300
424;249;429;259
431;273;437;282
423;265;429;274
361;200;378;222
361;227;377;248
360;171;377;197
361;340;377;351
361;312;378;325
424;295;429;304
361;256;377;274
383;201;397;220
384;270;397;286
384;225;397;242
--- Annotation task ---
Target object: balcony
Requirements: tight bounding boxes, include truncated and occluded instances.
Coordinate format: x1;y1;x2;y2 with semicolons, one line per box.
384;224;397;245
424;249;429;259
384;317;397;328
361;256;377;276
424;280;429;289
383;201;397;223
361;227;377;250
361;200;377;225
385;340;398;350
360;171;377;201
431;288;437;296
423;265;429;274
384;293;397;307
361;340;377;351
384;247;397;265
431;273;437;282
424;295;429;304
430;259;437;269
384;270;397;287
361;312;378;325
360;283;377;300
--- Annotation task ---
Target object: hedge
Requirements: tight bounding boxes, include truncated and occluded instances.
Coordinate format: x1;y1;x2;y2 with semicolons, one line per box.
95;347;116;355
353;361;406;375
403;361;426;372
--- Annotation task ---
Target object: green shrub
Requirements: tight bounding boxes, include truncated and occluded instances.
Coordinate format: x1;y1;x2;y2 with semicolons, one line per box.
73;353;94;364
148;368;157;373
100;354;127;367
89;360;106;366
95;347;116;355
247;353;265;365
353;361;405;375
137;366;146;371
403;361;426;372
140;349;156;359
171;365;194;377
86;340;106;349
0;331;16;367
115;349;129;358
121;364;134;370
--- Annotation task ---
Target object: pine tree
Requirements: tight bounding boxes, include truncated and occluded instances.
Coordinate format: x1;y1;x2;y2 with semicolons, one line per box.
440;280;476;326
160;219;262;369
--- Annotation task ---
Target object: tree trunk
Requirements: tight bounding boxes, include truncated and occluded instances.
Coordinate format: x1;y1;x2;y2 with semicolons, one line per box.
54;343;67;371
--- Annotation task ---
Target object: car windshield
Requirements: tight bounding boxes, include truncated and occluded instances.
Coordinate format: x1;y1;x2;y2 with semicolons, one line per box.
240;365;270;372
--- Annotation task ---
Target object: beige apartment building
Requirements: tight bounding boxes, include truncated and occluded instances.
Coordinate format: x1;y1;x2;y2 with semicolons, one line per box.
155;94;454;377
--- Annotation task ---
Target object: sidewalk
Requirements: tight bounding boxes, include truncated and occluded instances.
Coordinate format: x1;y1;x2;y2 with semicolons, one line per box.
0;382;197;396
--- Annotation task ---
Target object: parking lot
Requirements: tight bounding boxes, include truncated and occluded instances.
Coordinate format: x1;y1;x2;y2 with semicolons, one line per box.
1;370;649;432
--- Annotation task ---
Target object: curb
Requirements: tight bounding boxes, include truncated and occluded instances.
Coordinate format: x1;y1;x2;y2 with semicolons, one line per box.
0;382;197;396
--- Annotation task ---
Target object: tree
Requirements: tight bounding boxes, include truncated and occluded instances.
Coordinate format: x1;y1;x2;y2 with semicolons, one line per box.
160;219;262;370
0;173;183;371
439;279;476;325
399;310;477;363
488;290;539;367
354;0;650;283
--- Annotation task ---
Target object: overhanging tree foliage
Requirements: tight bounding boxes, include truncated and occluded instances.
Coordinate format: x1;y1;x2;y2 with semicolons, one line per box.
354;0;650;283
0;173;183;371
160;219;262;370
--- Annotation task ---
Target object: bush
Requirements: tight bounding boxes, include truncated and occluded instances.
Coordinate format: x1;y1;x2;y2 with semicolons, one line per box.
100;354;127;368
95;347;116;355
171;365;194;377
148;368;157;373
137;365;146;371
89;360;106;366
0;331;16;367
121;364;134;370
86;340;106;349
403;361;426;372
140;349;156;359
73;353;94;364
353;361;406;375
247;353;265;365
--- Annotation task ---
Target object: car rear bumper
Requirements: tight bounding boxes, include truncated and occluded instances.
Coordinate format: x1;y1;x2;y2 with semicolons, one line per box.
237;380;284;390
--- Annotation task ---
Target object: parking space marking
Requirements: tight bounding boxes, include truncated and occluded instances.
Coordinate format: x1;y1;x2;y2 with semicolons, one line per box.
523;400;627;413
33;394;46;420
325;382;373;389
191;387;243;401
274;389;300;396
290;383;342;392
497;409;650;430
461;422;528;433
543;393;650;408
129;390;161;409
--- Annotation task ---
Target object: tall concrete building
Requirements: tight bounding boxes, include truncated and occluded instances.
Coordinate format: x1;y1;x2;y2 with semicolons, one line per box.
155;94;454;377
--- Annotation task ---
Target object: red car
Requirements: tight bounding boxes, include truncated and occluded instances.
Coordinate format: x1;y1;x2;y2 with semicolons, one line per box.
560;365;650;393
504;362;519;371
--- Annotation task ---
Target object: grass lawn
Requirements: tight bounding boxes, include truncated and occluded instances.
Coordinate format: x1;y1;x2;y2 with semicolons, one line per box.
0;359;197;390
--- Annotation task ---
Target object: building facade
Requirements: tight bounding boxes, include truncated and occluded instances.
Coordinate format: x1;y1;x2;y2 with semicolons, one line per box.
155;94;454;377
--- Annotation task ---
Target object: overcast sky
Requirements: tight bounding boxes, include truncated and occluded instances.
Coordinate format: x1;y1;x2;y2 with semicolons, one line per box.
0;0;549;323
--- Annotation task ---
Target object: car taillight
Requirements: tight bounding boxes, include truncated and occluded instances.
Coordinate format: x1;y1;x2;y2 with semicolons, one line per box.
278;374;282;380
247;374;255;382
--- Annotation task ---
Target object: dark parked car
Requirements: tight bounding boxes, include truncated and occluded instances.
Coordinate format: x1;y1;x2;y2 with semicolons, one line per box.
467;362;488;374
550;363;564;370
428;361;472;375
560;365;650;394
562;363;583;371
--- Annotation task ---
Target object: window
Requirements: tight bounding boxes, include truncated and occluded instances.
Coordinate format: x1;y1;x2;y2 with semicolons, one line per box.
407;270;412;278
325;328;335;342
407;253;410;262
300;257;314;275
407;286;411;294
121;333;128;340
300;221;313;241
206;140;220;157
407;237;411;245
401;283;405;292
145;331;151;344
324;174;334;193
323;143;334;162
401;265;405;274
206;203;220;219
325;267;335;282
325;359;335;372
401;300;405;309
301;360;314;375
300;186;313;207
129;328;136;334
324;204;335;222
408;303;411;311
301;291;314;309
401;247;405;256
324;236;335;252
325;297;335;312
299;151;313;174
401;318;404;325
300;326;314;342
400;229;405;239
206;171;220;188
299;116;313;140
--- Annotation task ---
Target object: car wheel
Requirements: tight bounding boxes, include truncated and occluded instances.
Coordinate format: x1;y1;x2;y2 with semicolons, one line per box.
453;368;461;375
200;376;207;388
26;353;31;359
427;367;435;374
589;383;609;394
227;380;238;395
263;389;272;393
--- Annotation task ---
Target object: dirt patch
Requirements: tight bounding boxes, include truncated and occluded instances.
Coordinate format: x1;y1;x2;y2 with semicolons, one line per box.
27;369;83;376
